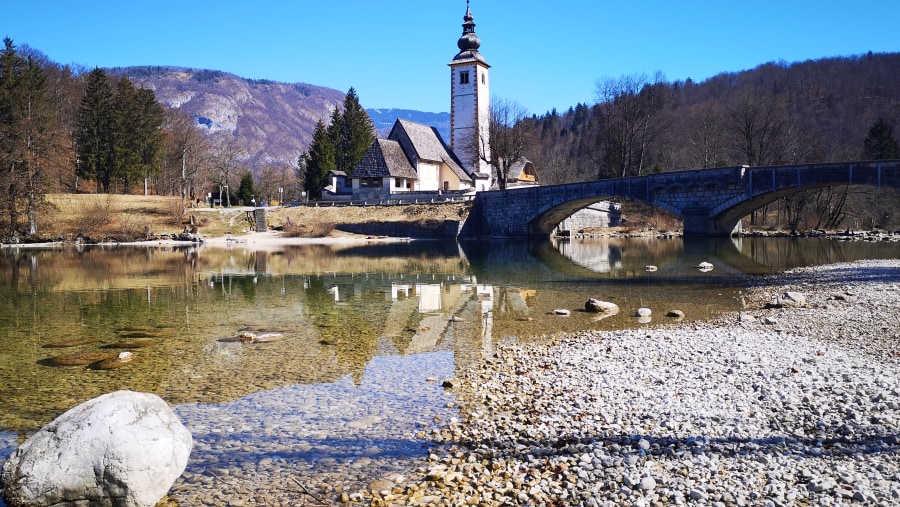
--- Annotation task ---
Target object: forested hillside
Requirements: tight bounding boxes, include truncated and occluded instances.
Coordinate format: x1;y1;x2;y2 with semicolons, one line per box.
525;52;900;184
514;53;900;231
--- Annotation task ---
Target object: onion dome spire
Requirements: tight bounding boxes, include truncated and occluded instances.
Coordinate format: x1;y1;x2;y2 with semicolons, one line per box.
457;0;480;52
452;0;488;65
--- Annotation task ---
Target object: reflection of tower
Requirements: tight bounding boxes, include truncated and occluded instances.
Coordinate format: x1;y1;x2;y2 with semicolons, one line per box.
477;284;494;358
449;0;491;177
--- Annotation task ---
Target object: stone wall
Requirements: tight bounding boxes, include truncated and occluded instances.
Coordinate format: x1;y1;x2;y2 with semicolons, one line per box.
336;220;463;239
554;203;622;234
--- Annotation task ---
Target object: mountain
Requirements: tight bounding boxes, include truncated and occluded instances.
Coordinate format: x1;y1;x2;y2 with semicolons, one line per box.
366;108;451;142
111;67;452;172
111;66;346;170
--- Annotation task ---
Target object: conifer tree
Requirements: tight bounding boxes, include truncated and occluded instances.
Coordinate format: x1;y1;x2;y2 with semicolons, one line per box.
77;68;114;192
334;87;375;174
301;119;336;198
299;88;374;198
111;77;164;193
237;172;256;205
863;118;900;160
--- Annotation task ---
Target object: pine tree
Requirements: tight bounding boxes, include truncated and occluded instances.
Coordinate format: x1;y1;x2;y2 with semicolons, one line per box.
77;68;114;192
298;87;373;199
237;172;256;205
863;118;900;160
334;87;375;173
111;77;165;194
302;119;336;197
77;72;164;194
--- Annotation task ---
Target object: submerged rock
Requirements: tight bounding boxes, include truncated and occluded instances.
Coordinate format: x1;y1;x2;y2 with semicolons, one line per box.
94;351;139;370
47;351;116;367
585;298;619;314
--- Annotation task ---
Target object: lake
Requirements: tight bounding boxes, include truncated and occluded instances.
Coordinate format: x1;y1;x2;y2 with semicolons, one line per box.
1;236;897;503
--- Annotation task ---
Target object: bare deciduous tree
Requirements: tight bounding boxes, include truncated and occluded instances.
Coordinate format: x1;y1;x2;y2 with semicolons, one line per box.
162;108;213;208
211;135;245;207
593;72;669;178
255;164;298;204
475;97;531;189
687;104;727;169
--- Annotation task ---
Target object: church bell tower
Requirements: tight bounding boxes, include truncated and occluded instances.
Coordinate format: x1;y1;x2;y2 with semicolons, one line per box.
449;0;491;179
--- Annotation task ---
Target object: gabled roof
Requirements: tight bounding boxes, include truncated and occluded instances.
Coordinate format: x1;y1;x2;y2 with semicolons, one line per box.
507;156;536;181
389;119;472;183
348;138;418;180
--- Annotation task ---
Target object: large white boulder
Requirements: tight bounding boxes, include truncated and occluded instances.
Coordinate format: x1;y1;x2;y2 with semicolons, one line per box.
1;390;192;507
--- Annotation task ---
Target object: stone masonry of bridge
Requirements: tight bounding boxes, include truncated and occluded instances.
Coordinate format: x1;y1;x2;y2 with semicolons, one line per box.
459;161;900;238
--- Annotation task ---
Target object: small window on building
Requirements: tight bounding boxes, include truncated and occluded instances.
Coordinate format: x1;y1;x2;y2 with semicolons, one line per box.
481;73;485;84
460;71;470;85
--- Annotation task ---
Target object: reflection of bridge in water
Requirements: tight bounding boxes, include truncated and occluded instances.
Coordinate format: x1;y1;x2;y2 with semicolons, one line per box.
457;237;775;286
547;237;771;281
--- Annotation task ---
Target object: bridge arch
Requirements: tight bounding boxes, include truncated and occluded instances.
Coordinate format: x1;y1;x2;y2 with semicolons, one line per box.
529;197;677;236
459;161;900;238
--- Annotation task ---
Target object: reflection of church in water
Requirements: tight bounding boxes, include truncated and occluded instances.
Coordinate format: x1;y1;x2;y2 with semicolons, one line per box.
319;274;505;372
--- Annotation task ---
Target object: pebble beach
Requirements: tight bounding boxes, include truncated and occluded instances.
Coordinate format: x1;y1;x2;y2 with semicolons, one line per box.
164;259;900;506
385;259;900;506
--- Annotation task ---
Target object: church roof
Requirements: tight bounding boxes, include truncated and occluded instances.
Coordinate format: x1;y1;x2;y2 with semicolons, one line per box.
451;51;489;66
349;138;418;180
390;119;472;183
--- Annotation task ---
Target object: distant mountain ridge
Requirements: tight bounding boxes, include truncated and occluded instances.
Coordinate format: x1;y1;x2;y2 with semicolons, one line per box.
366;108;451;142
109;66;449;172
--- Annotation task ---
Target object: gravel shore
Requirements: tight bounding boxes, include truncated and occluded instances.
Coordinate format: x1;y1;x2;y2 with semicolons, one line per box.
376;259;900;506
160;259;899;506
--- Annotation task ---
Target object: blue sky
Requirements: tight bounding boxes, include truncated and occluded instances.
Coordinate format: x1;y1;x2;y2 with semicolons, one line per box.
5;1;898;115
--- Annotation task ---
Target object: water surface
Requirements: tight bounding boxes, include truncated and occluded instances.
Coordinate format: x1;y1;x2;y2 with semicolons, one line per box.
1;236;896;501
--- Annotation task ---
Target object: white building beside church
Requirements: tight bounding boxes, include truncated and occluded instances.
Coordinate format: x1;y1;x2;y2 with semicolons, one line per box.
343;2;495;199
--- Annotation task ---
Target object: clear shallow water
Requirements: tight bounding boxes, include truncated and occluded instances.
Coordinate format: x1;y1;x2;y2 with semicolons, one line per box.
1;236;897;501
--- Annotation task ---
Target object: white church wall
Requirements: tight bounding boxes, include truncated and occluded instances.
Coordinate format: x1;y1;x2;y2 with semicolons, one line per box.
418;162;440;191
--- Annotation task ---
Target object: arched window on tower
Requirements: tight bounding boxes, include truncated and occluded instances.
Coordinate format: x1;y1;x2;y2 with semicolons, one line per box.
460;71;470;85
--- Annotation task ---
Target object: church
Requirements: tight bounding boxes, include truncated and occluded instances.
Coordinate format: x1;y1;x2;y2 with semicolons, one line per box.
339;2;500;200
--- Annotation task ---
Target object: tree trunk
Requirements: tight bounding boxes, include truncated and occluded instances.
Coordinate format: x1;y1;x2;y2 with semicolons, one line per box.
27;192;37;236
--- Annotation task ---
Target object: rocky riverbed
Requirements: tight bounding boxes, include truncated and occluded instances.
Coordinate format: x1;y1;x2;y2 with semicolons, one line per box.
164;259;899;506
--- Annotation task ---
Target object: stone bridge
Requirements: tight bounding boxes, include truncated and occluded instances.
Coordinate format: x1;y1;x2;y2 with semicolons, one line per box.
460;161;900;237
